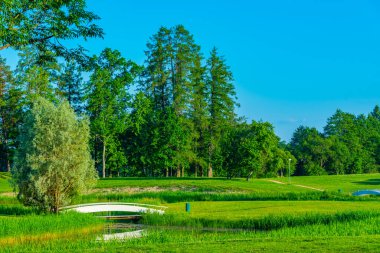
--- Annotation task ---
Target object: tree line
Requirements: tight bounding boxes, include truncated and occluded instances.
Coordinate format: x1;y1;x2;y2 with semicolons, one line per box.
1;1;379;181
289;107;380;175
0;22;296;179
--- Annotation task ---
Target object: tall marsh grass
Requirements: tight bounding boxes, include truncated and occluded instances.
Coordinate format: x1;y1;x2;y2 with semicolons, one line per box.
79;190;378;204
3;215;380;252
0;212;102;238
141;210;380;231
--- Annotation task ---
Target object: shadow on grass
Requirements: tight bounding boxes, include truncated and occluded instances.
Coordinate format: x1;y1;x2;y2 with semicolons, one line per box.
352;179;380;186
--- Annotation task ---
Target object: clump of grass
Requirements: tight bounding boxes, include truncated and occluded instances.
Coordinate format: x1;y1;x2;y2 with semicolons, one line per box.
0;196;20;205
0;212;103;238
2;213;380;252
0;172;11;180
78;190;376;205
141;210;380;231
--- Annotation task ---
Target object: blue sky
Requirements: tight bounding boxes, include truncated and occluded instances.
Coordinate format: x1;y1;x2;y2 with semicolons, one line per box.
2;0;380;141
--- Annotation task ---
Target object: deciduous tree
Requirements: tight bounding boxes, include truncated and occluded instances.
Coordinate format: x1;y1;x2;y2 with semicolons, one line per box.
12;97;96;213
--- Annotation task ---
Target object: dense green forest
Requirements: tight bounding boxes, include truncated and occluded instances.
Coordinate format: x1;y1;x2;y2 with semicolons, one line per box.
0;1;379;179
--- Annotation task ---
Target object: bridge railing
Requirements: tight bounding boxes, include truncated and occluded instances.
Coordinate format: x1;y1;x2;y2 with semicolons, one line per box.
60;202;168;212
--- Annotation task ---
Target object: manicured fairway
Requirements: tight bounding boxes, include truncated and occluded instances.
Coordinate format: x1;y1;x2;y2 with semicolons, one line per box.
0;173;12;193
1;173;379;252
164;201;380;220
275;173;380;193
95;174;380;195
96;177;311;193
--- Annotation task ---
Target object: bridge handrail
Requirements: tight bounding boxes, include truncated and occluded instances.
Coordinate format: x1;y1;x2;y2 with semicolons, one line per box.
60;202;168;211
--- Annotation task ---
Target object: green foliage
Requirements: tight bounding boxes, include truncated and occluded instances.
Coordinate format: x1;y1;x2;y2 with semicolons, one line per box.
2;15;380;180
0;0;103;62
86;48;141;178
0;56;23;172
290;107;380;175
224;121;295;179
12;97;96;213
57;59;84;114
15;46;58;104
206;47;238;176
138;25;202;177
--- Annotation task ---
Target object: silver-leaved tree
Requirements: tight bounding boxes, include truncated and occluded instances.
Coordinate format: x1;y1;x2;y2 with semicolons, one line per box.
12;96;97;213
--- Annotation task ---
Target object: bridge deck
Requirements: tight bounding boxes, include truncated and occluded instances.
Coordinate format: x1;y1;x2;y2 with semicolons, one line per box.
61;202;166;214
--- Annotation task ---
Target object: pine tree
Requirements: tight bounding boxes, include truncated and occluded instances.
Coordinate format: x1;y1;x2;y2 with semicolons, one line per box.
0;57;23;172
141;25;202;176
206;47;238;177
189;54;209;176
57;60;84;114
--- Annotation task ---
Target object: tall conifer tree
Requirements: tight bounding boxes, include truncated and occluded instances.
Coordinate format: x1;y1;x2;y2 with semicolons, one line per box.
57;60;84;114
206;47;237;177
0;57;23;172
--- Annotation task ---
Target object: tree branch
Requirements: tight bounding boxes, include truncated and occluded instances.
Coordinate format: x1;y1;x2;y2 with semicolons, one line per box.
0;44;11;51
29;35;54;44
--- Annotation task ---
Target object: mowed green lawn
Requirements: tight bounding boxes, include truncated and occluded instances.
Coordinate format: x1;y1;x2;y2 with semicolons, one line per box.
0;172;379;252
96;177;311;193
165;201;380;220
275;173;380;193
96;173;380;194
0;173;12;193
1;172;379;194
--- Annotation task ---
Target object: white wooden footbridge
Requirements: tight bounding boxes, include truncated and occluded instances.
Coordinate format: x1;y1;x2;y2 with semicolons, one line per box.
60;202;166;217
60;202;167;241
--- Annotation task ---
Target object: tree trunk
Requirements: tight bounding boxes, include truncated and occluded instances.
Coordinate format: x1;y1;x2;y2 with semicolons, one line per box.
195;165;198;177
3;133;10;172
176;166;181;177
246;171;254;181
166;168;169;177
102;140;106;178
5;141;10;173
181;165;184;177
208;163;213;178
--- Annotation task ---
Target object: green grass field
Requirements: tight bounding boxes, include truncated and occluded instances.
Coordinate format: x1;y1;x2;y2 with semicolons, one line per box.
0;173;379;252
0;173;12;193
275;173;380;193
164;201;380;220
95;173;380;194
96;177;311;193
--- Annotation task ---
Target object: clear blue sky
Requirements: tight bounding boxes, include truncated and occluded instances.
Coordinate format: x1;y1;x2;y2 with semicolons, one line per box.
2;0;380;141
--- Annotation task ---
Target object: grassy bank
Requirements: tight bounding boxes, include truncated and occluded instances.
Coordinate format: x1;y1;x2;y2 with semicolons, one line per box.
0;173;12;193
77;190;378;206
164;201;380;220
142;210;380;230
2;214;380;252
0;212;102;239
0;173;379;252
95;174;380;194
